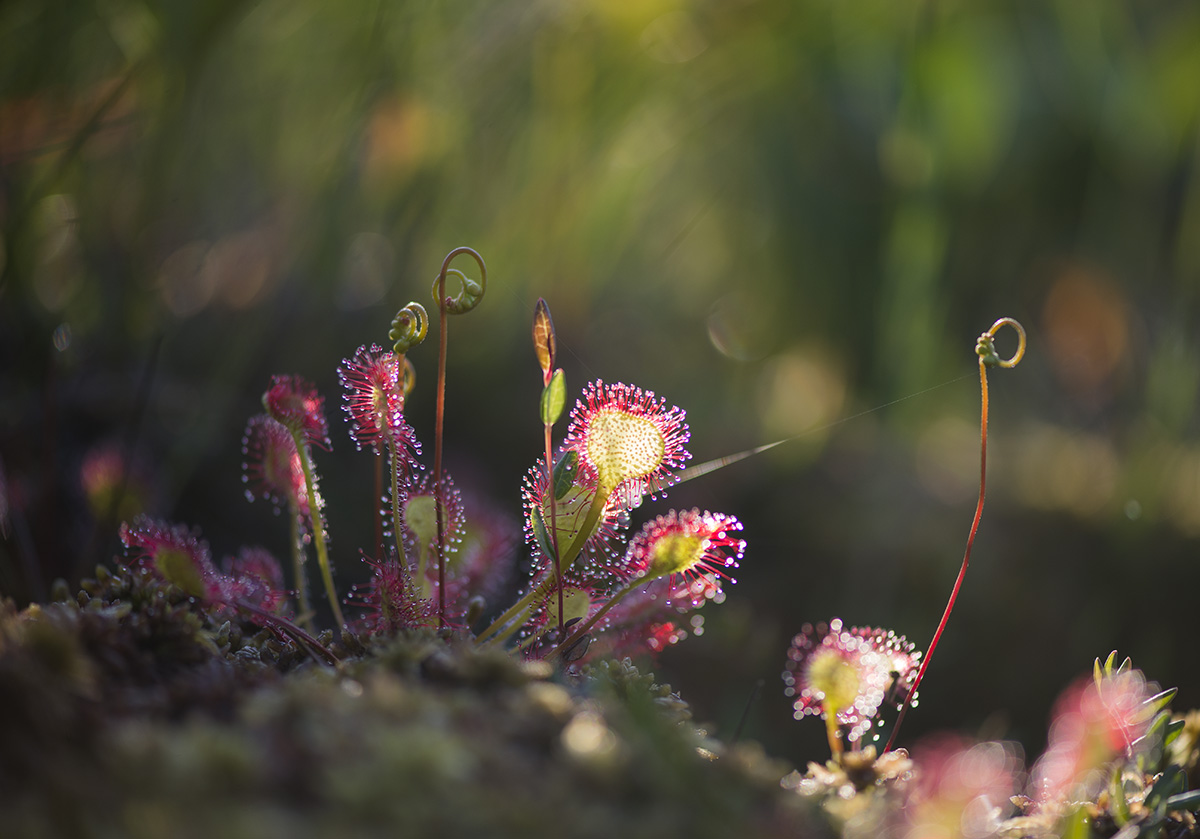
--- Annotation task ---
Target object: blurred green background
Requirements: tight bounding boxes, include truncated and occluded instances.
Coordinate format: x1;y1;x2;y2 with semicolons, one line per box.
3;0;1200;767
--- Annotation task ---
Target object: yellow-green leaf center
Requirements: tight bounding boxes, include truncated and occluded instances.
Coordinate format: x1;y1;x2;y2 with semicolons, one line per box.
646;532;704;580
586;408;665;491
404;495;438;550
807;648;860;716
546;588;593;627
154;548;207;599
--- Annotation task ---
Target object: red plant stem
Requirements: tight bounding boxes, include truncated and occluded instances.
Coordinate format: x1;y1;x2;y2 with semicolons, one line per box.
545;423;563;636
434;277;449;628
236;601;340;667
885;357;990;753
545;575;639;663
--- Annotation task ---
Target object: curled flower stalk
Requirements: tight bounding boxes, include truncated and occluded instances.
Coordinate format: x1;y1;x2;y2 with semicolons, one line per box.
431;246;487;626
885;317;1025;752
264;375;344;628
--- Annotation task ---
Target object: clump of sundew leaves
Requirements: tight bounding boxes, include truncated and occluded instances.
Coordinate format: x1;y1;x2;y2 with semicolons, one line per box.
779;648;1200;838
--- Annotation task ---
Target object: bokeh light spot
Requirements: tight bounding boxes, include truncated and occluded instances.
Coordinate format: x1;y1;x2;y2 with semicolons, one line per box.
33;194;83;312
158;240;213;317
641;12;707;64
208;230;277;310
52;322;72;352
562;710;618;762
1014;424;1118;517
756;350;845;443
1043;266;1129;397
337;232;394;311
915;414;978;505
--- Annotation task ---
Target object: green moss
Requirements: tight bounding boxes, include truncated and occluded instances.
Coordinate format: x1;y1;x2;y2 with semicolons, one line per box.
0;574;822;839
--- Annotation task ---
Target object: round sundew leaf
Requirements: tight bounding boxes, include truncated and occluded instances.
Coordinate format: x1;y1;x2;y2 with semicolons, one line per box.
154;547;209;599
404;494;438;550
586;408;667;491
645;532;704;580
807;648;861;715
545;588;593;628
564;380;690;508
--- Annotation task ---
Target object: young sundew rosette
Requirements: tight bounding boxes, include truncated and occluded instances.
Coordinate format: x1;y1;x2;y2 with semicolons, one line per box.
475;380;692;646
263;374;331;452
263;374;342;627
118;516;289;620
242;415;309;518
618;508;745;590
783;619;921;756
541;507;746;662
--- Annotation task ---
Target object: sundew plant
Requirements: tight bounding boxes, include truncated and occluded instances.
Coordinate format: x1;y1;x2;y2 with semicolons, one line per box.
100;249;1200;838
116;247;745;668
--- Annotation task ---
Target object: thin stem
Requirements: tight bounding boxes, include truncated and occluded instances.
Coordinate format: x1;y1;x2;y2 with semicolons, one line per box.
885;358;990;753
293;433;344;628
475;486;611;644
288;496;314;631
434;275;449;627
427;247;485;627
825;713;844;760
236;601;340;667
731;680;764;743
544;423;563;637
373;454;384;561
546;576;640;663
477;580;548;645
385;432;408;573
883;316;1023;752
